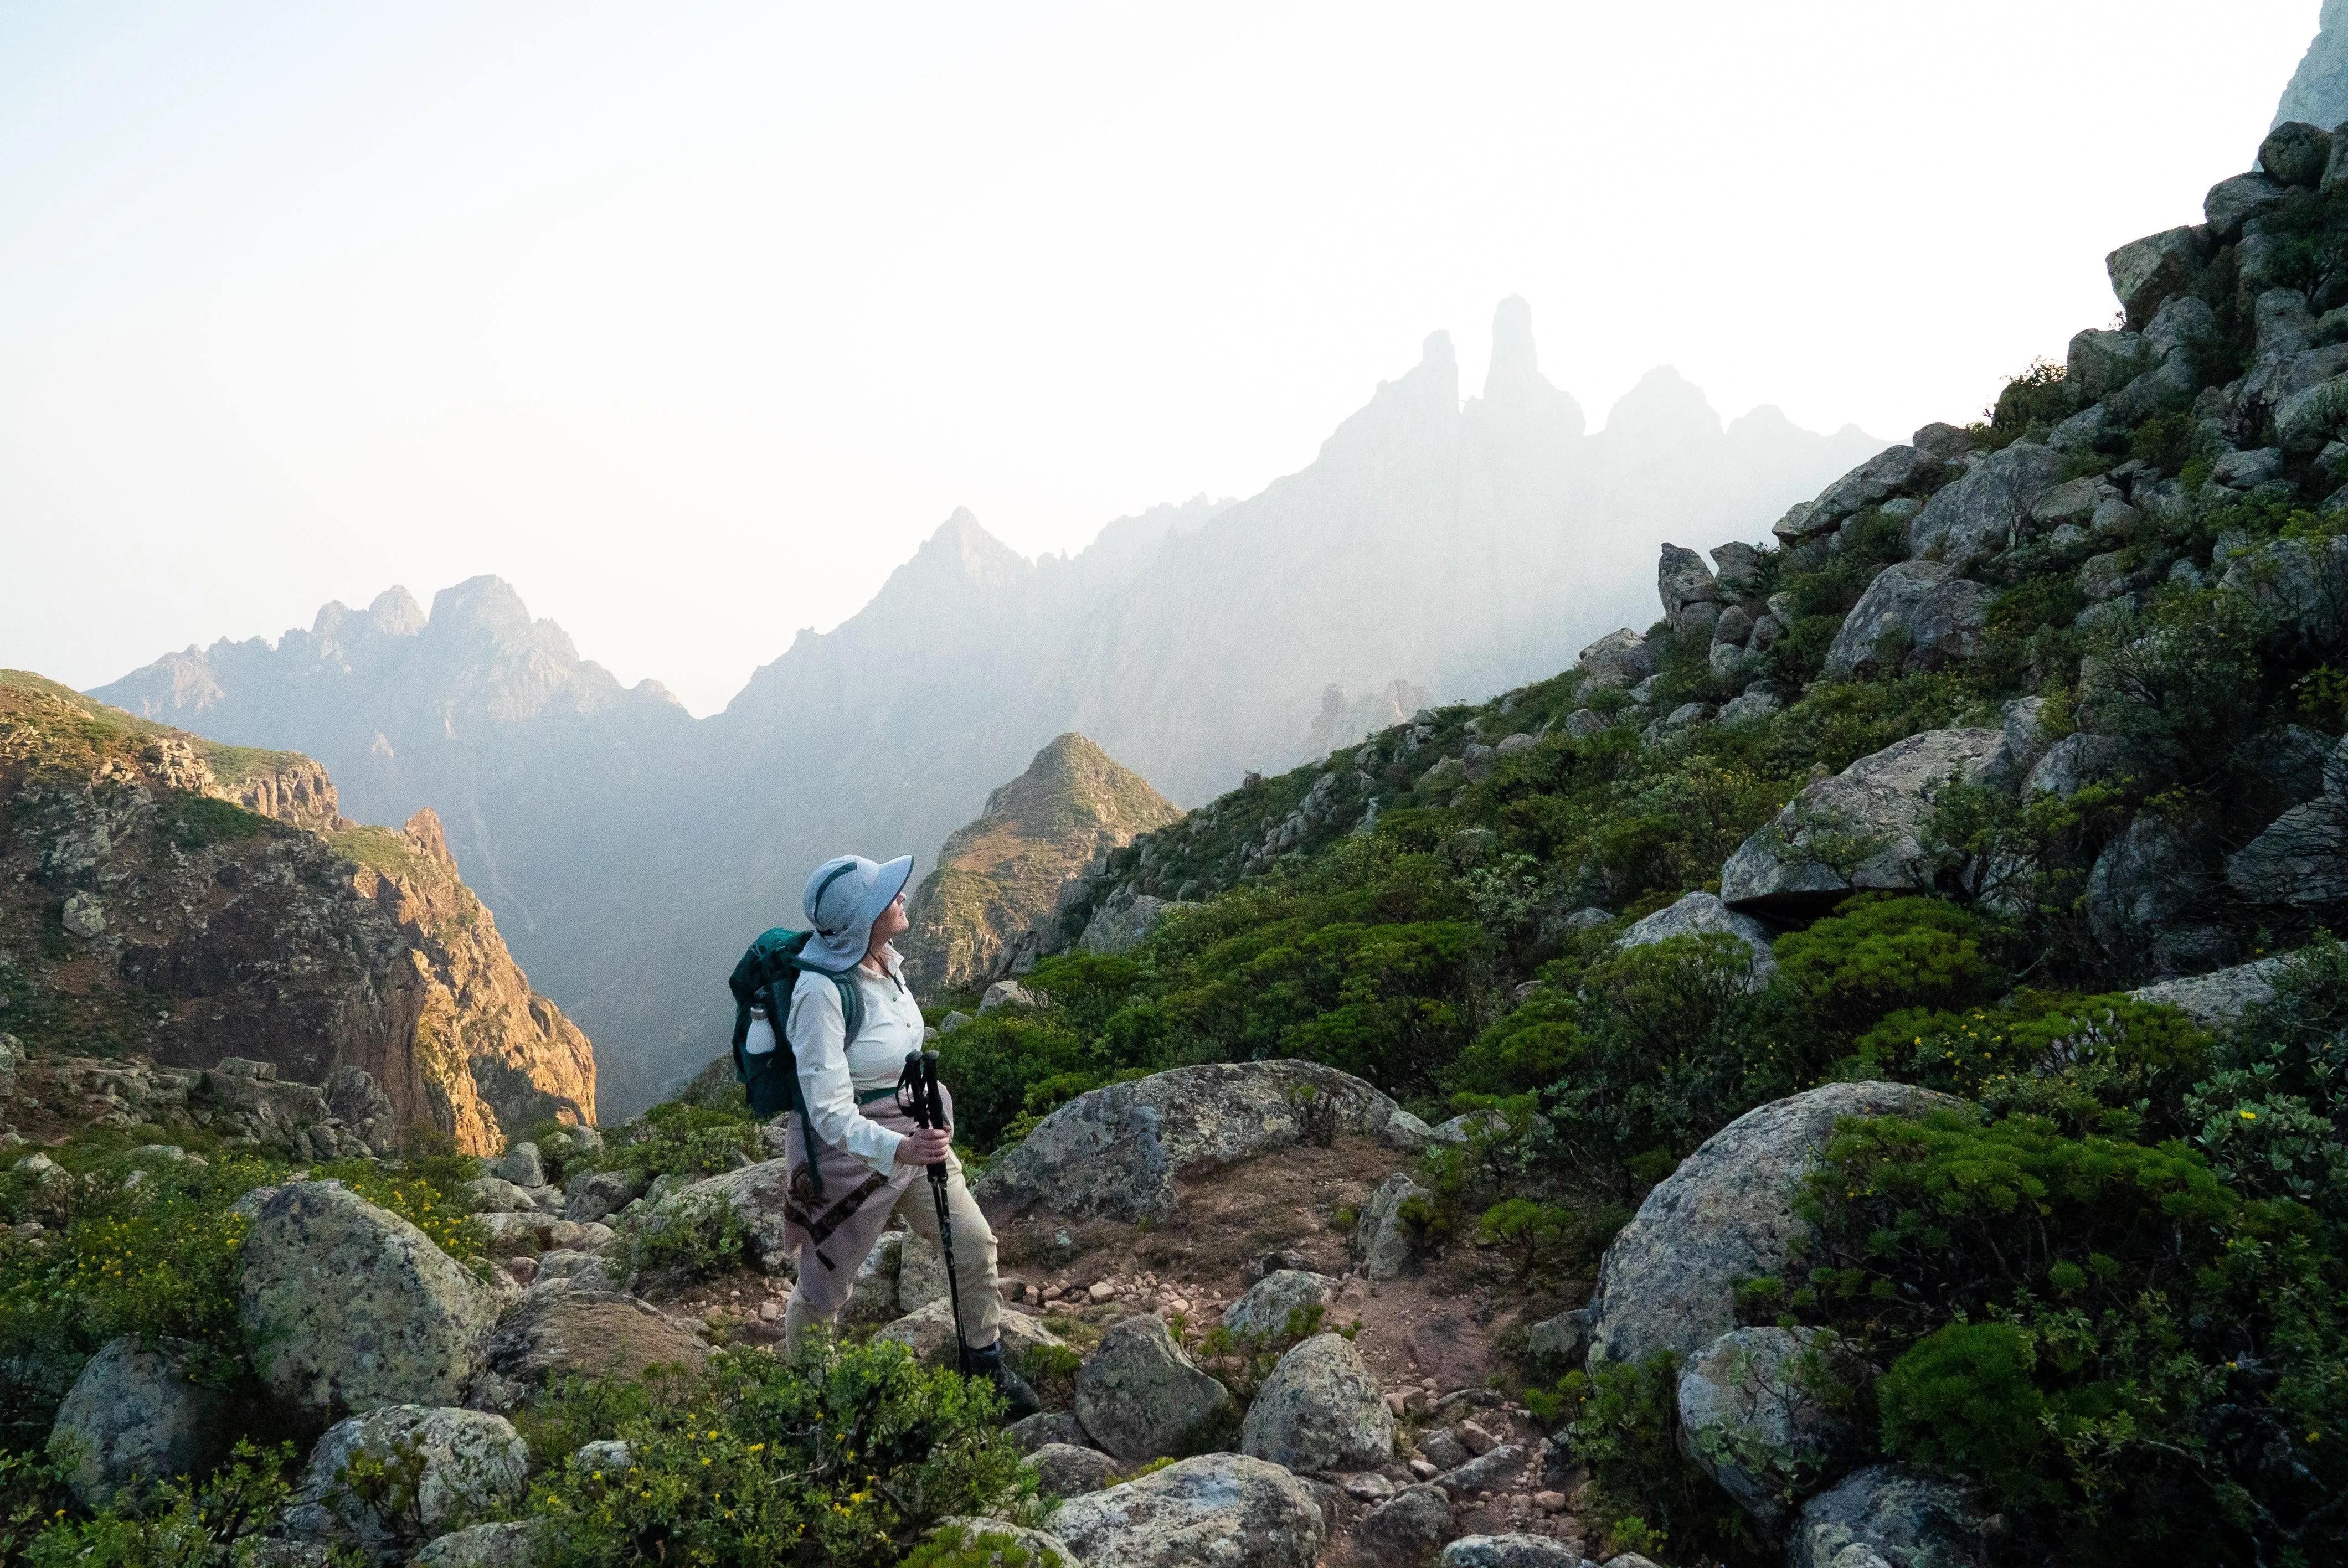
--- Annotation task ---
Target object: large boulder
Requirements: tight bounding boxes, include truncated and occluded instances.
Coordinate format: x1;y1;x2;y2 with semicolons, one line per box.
1822;563;1995;680
2129;954;2295;1028
1657;545;1721;633
1719;729;2006;914
975;1060;1428;1223
483;1291;707;1390
2106;226;2208;329
1677;1327;1870;1528
2205;172;2290;240
1354;1483;1456;1566
1084;894;1170;957
1027;1441;1125;1499
1223;1269;1336;1342
282;1405;529;1562
1353;1171;1432;1281
1049;1453;1326;1568
2086;812;2215;963
1789;1463;1990;1568
238;1182;498;1419
2263;121;2334;189
1585;1083;1964;1368
1615;891;1777;991
560;1168;646;1224
413;1521;543;1568
1804;446;1945;532
2228;793;2348;905
1578;630;1655;692
2218;533;2348;641
1907;442;2067;572
1439;1539;1585;1567
1240;1333;1394;1473
648;1160;792;1270
48;1337;231;1505
1075;1316;1234;1462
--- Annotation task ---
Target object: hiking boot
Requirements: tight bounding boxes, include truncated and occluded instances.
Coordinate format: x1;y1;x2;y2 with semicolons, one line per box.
964;1340;1042;1421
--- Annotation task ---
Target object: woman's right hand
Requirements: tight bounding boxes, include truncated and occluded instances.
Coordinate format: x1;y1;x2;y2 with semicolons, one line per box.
894;1128;951;1167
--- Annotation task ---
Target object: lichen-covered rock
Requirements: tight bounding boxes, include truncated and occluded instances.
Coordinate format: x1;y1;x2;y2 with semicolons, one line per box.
923;1518;1084;1567
1824;563;1994;681
2086;811;2215;962
975;1060;1427;1223
487;1143;545;1189
1049;1453;1326;1568
282;1405;528;1562
1430;1445;1527;1499
1240;1333;1394;1473
2264;121;2334;188
1439;1537;1585;1567
1789;1463;1989;1568
1008;1411;1090;1453
1223;1268;1336;1342
463;1177;539;1214
1585;1084;1964;1368
48;1337;231;1505
483;1291;707;1390
1354;1172;1432;1281
1908;443;2067;571
2107;226;2208;328
560;1168;647;1224
2220;533;2348;639
239;1182;497;1418
1355;1483;1456;1566
2129;954;2295;1028
1677;1327;1870;1527
1027;1441;1124;1498
1578;630;1655;692
413;1521;543;1568
1615;891;1777;990
1074;1316;1233;1462
648;1160;793;1270
1719;730;2006;913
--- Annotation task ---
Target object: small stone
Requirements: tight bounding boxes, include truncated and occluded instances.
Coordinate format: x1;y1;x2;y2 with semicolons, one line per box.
1409;1458;1440;1481
1533;1491;1566;1513
1089;1280;1116;1304
1457;1420;1499;1456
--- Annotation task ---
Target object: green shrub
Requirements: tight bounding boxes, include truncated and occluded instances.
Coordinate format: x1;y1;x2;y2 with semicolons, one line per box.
1538;1353;1748;1561
159;797;274;852
630;1194;747;1282
1987;360;2077;444
1773;895;2005;1035
594;1102;760;1182
22;1440;294;1568
0;1152;279;1437
527;1343;1026;1568
1875;1323;2052;1504
311;1156;487;1261
1475;1198;1574;1283
1842;992;2207;1136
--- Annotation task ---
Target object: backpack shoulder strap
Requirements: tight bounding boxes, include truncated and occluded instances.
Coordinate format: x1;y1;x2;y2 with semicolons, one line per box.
832;971;864;1046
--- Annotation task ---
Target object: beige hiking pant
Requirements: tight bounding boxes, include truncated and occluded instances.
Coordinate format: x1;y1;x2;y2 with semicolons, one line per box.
779;1093;1002;1359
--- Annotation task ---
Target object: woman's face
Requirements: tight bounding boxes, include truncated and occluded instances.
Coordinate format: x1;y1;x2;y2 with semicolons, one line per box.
869;891;909;950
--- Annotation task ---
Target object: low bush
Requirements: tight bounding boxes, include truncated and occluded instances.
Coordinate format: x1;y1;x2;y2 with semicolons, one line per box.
526;1343;1026;1568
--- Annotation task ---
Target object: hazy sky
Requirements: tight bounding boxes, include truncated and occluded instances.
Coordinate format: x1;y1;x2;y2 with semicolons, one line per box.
0;2;2322;715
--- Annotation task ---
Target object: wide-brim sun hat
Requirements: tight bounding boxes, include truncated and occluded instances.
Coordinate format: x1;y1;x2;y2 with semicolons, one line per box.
801;853;915;971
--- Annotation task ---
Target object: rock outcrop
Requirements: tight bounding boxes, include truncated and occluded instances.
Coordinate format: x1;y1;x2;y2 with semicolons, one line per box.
1075;1316;1234;1462
1239;1332;1395;1473
975;1060;1429;1222
239;1181;500;1418
0;672;594;1151
1616;891;1778;989
282;1405;529;1562
1721;729;2006;914
903;733;1182;993
1789;1464;1990;1568
1049;1452;1327;1568
48;1337;231;1506
1586;1082;1964;1366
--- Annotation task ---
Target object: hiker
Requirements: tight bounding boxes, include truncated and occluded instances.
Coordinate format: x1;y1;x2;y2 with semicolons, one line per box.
751;852;1039;1416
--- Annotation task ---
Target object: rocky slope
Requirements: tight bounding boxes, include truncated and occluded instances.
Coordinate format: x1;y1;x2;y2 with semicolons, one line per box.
2277;0;2348;130
100;308;1879;1115
0;670;593;1151
900;733;1181;994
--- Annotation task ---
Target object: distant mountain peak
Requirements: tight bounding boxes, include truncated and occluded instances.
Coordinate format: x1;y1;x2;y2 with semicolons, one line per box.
901;731;1180;993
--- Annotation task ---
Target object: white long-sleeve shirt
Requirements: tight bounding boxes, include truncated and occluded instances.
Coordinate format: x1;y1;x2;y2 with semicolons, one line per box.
771;945;926;1176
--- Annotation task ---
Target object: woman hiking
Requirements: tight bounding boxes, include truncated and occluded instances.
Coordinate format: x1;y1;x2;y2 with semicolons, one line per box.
753;852;1039;1417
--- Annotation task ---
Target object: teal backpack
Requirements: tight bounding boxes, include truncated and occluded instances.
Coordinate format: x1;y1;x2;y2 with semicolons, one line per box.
728;927;863;1196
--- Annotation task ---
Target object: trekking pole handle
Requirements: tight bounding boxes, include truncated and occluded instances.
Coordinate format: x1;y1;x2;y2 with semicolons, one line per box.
919;1051;947;1168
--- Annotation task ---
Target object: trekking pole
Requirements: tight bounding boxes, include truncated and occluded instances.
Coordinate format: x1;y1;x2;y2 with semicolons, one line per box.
902;1049;971;1375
